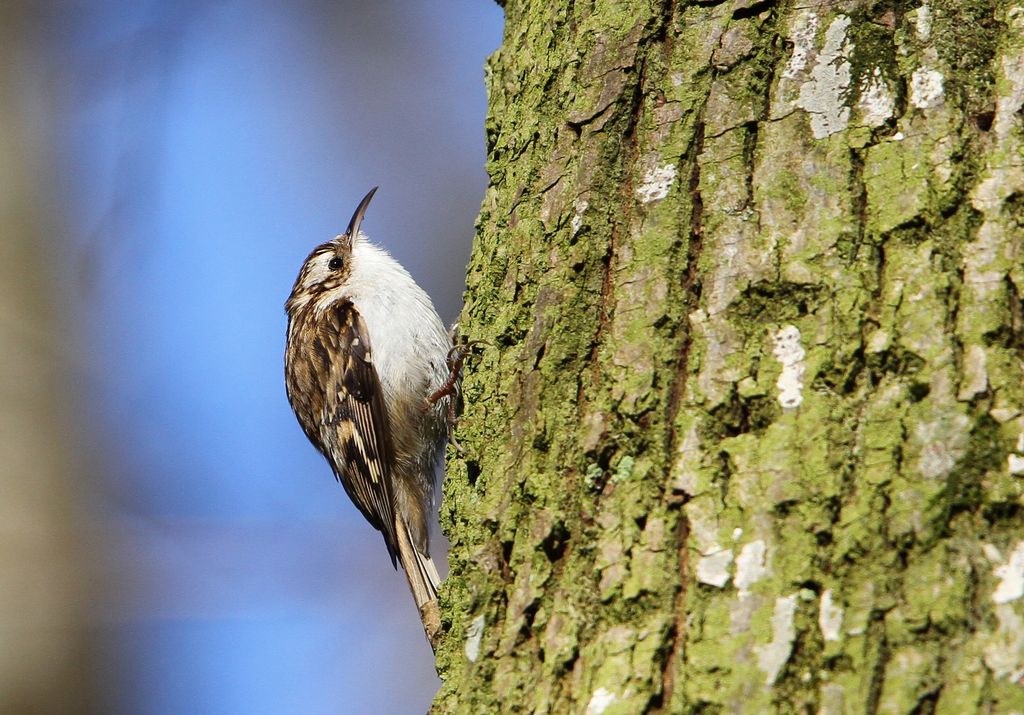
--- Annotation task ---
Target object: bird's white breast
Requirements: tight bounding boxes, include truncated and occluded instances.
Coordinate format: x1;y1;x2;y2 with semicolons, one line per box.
332;238;450;407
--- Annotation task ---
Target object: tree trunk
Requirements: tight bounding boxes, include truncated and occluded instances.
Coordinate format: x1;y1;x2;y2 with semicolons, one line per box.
0;4;95;713
435;1;1024;712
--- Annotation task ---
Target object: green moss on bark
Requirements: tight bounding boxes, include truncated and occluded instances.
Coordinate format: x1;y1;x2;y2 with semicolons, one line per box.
435;1;1024;712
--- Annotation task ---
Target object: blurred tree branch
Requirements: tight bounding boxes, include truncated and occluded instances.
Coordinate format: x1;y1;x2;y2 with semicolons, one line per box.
0;3;96;713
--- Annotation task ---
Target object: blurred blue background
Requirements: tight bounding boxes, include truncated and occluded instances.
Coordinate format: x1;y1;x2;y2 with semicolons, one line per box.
1;1;503;713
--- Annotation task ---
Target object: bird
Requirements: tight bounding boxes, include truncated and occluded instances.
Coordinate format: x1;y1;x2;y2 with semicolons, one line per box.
284;187;455;643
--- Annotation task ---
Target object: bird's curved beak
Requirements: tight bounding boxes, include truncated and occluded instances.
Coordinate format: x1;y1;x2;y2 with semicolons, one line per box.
345;186;379;239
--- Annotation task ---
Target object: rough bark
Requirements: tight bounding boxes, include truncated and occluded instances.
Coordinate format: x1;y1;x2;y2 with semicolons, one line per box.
435;1;1024;713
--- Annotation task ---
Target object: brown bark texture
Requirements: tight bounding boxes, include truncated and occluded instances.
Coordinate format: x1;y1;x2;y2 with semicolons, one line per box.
435;1;1024;713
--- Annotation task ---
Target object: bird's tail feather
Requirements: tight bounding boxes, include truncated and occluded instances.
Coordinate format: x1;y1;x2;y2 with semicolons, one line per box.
395;516;442;647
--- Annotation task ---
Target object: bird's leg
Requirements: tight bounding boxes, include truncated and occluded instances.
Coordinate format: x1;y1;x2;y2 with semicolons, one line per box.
427;341;484;454
427;343;473;424
427;322;467;421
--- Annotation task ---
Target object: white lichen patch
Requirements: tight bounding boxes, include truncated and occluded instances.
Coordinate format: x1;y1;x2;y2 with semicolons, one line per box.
796;15;853;138
915;1;932;40
1010;454;1024;475
858;67;895;127
783;11;820;79
914;413;970;479
1007;428;1024;473
910;67;945;109
990;407;1021;423
772;325;806;409
636;163;677;203
688;497;734;588
972;174;1014;214
697;547;734;588
866;328;891;353
985;603;1024;680
819;589;844;641
687;498;723;552
995;49;1024;138
734;539;769;593
464;614;485;662
993;541;1024;604
586;687;617;715
671;425;703;495
571;197;589;236
984;540;1024;676
755;594;798;684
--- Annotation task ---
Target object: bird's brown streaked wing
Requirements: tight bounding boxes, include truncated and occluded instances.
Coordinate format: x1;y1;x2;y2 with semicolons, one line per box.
318;302;399;564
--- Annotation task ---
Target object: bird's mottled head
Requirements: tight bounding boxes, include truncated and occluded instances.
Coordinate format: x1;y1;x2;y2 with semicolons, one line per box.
285;187;378;313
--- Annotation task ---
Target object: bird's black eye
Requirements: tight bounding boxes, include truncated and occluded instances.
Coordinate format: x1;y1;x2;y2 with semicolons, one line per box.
328;257;343;271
